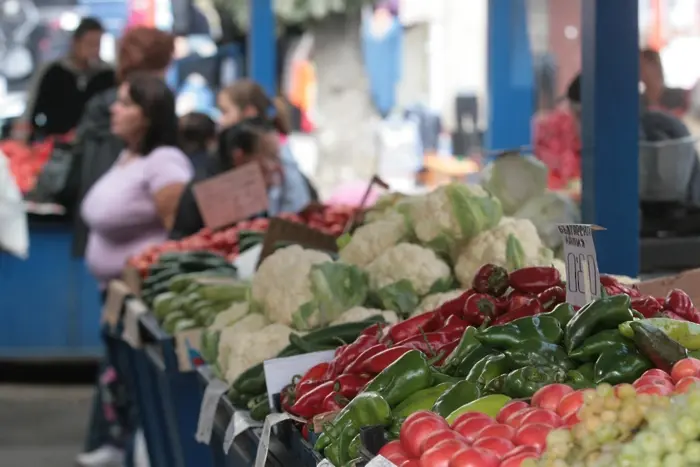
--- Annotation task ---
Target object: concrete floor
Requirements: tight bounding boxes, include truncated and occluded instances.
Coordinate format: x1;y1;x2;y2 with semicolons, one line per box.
0;385;92;467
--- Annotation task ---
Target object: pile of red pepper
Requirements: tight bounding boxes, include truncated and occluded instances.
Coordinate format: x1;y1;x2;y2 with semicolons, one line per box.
1;139;57;194
127;205;356;277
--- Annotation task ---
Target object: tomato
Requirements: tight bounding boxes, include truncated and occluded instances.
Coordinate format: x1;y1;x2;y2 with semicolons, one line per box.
471;436;515;458
502;445;539;459
401;461;420;467
401;412;450;458
420;429;464;455
641;369;673;380
675;376;700;394
496;401;530;424
448;447;500;467
505;408;536;428
671;358;700;383
556;391;584;419
385;453;411;465
452;417;496;443
378;440;406;459
513;423;553;452
499;451;540;467
531;384;574;412
451;412;494;429
563;410;580;427
419;439;467;467
519;408;562;428
636;384;672;396
476;423;515;441
633;376;674;390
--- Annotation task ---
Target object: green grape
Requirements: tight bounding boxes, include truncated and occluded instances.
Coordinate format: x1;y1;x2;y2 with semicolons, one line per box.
684;440;700;462
596;383;614;398
663;452;685;467
639;457;662;467
595;424;619;444
662;430;686;454
638;431;665;456
678;415;700;440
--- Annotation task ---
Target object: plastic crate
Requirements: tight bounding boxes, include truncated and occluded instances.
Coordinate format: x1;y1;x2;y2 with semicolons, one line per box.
139;314;214;467
639;136;699;202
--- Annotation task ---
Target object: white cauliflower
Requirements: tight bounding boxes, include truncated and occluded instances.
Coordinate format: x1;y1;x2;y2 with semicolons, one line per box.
366;243;452;296
412;290;465;317
251;245;332;325
209;301;249;331
339;214;407;267
219;322;294;384
453;217;545;287
330;306;400;325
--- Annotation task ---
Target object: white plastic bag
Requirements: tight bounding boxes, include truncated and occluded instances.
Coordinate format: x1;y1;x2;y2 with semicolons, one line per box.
0;150;28;258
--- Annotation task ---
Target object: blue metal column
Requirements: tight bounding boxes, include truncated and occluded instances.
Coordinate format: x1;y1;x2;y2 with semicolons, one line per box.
581;0;639;276
248;0;276;96
486;0;534;151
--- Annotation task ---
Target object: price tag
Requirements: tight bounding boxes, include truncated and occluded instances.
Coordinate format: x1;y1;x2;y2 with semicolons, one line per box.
253;412;306;467
122;299;147;348
263;350;335;409
195;378;229;444
193;163;269;231
317;460;335;467
223;410;263;454
558;224;604;307
101;280;130;328
258;218;338;266
366;456;398;467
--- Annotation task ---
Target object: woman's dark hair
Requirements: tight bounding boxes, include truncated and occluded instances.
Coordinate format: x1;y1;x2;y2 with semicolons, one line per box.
74;17;104;39
567;74;581;104
216;117;276;170
126;73;178;155
179;112;216;155
220;79;291;134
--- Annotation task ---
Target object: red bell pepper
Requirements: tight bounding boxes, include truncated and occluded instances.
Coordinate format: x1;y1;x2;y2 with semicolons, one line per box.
334;374;372;399
665;289;695;320
294;362;331;398
325;333;379;378
322;392;349;412
686;308;700;324
360;322;386;340
361;346;414;375
434;290;475;322
492;298;544;325
631;296;663;319
440;314;468;333
289;380;335;418
281;384;295;413
388;311;441;343
396;329;462;351
661;310;686;321
344;343;389;374
434;339;461;366
537;286;566;311
472;264;510;297
462;293;499;325
295;380;325;400
509;267;561;295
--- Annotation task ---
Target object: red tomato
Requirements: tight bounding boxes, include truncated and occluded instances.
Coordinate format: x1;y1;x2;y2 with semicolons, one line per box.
675;376;700;394
378;440;406;459
502;445;539;459
499;451;540;467
531;384;574;412
401;461;420;467
562;411;580;427
513;423;553;452
505;408;536;428
451;412;494;429
452;417;496;443
471;436;515;458
520;409;562;428
385;453;411;465
641;369;673;380
496;401;530;424
476;423;516;441
633;376;674;390
556;391;584;419
401;412;450;458
419;439;467;467
448;447;500;467
671;358;700;383
420;429;464;454
636;384;673;396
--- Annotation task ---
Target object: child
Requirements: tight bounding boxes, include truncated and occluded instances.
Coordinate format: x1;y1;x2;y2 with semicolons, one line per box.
178;112;216;178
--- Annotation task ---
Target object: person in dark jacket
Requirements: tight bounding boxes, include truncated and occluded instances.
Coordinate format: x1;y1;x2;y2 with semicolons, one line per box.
178;111;217;178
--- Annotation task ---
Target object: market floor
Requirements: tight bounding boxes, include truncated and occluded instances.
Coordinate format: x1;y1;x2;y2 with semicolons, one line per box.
0;384;91;466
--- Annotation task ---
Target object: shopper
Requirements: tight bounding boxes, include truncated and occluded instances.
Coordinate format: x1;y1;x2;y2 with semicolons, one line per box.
178;111;217;178
640;48;687;117
77;73;190;467
11;17;115;142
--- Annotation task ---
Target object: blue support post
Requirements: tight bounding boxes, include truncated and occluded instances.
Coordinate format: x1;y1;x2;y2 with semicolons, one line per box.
581;0;640;276
486;0;534;152
248;0;276;96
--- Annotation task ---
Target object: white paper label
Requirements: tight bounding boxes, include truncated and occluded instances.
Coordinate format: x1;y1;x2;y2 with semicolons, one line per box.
263;350;335;409
558;224;602;307
195;379;229;444
366;456;398;467
233;243;263;279
122;299;147;348
253;412;306;467
317;460;335;467
223;410;263;454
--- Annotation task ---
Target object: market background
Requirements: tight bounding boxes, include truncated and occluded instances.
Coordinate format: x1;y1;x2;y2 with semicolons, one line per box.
0;0;698;466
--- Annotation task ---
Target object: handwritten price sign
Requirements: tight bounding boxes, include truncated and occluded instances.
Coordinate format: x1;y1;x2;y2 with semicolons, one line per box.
557;224;604;307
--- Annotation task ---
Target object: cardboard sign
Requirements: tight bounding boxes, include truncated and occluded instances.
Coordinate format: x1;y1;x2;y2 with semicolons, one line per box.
122;266;142;297
638;268;700;306
174;328;204;372
263;350;336;410
193;163;269;231
558;224;604;307
101;280;131;328
258;218;338;266
122;298;148;348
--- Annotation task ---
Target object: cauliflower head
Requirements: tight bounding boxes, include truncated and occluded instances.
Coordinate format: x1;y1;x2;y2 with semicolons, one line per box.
454;217;544;287
330;306;400;325
340;213;407;267
209;301;249;331
412;289;465;317
251;245;332;325
409;183;502;256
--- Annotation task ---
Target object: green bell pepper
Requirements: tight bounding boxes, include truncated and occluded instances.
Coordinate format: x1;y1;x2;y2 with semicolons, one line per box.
432;380;481;418
392;382;454;418
565;370;594;390
576;362;595;381
564;295;634;353
594;347;653;385
440;327;480;375
477;315;564;349
503;339;575;371
315;392;392;452
568;329;635;362
483;373;508;394
466;353;511;386
347;434;362;461
542;302;577;328
361;350;435;406
431;371;463;385
452;345;496;378
325;442;342;466
503;366;568;399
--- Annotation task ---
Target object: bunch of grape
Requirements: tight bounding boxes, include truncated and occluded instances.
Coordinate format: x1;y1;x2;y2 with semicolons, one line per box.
523;383;670;467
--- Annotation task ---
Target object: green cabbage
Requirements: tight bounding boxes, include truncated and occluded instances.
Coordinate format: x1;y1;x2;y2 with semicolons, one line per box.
514;192;581;250
481;154;548;215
